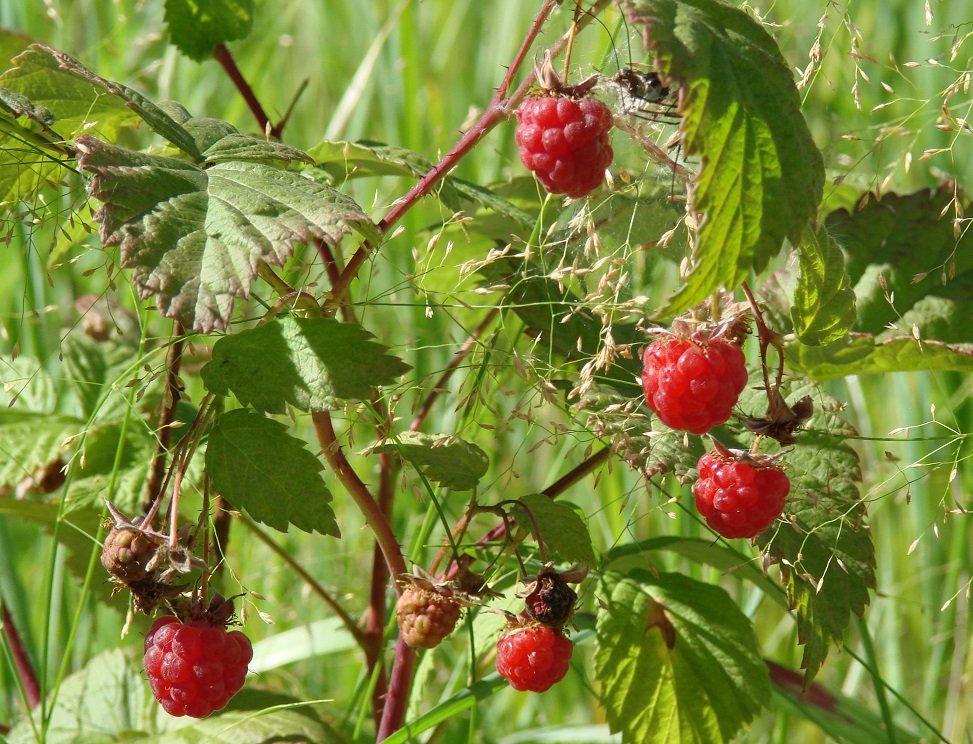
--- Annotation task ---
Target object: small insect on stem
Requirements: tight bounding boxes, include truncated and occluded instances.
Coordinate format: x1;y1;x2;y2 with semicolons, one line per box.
604;66;681;125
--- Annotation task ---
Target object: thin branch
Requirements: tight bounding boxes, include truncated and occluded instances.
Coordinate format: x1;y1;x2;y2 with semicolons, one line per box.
240;516;367;649
213;43;271;134
143;324;185;512
376;637;417;741
410;308;499;432
312;411;408;584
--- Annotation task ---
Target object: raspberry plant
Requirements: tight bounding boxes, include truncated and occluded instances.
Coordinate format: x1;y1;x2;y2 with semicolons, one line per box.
1;1;971;743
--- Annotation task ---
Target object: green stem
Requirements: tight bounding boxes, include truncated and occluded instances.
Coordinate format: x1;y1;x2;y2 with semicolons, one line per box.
855;616;898;744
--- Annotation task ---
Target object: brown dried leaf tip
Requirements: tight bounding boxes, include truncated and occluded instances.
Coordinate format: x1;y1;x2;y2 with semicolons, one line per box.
738;391;813;445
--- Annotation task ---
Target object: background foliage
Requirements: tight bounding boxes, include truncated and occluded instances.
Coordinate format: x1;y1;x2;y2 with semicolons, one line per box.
1;0;971;742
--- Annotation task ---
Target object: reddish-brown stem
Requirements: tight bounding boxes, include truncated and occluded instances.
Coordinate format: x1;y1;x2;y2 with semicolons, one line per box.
143;326;184;512
213;44;271;135
364;449;396;722
740;281;786;395
329;0;612;310
315;238;358;323
410;308;499;432
1;602;41;708
312;411;407;584
443;446;610;579
377;637;417;741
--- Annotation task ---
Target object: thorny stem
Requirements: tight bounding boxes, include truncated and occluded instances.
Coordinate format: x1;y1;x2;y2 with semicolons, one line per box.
740;281;786;397
1;602;41;708
213;44;271;136
329;0;613;309
376;637;417;741
363;408;398;725
410;308;499;432
240;516;368;649
143;325;185;512
312;411;408;584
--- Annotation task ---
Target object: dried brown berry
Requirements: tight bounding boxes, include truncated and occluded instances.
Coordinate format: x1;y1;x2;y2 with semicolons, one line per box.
517;563;586;628
101;526;161;584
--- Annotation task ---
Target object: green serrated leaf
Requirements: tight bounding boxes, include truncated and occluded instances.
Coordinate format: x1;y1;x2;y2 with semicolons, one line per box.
0;412;80;492
206;408;338;536
596;570;770;744
826;186;973;340
182;116;312;165
77;136;378;332
2;44;200;156
792;223;857;345
751;379;875;684
201;316;411;413
60;332;142;420
620;0;823;314
786;334;973;379
1;355;57;412
517;493;597;567
1;45;137;140
164;0;255;62
366;431;488;491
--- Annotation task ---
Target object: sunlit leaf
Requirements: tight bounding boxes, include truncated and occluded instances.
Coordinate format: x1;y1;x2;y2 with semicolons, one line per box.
366;431;488;491
202;316;410;413
596;570;770;743
206;408;339;536
620;0;823;314
78;136;378;332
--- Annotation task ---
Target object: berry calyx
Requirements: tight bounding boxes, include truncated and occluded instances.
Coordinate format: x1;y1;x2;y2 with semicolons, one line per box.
496;624;573;692
641;336;748;434
515;94;614;198
395;582;463;649
692;450;790;539
143;609;252;718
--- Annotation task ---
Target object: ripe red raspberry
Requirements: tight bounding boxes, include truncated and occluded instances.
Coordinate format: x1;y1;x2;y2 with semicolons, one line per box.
143;615;252;718
692;451;790;539
641;337;748;434
395;584;462;649
515;95;614;198
496;625;573;692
